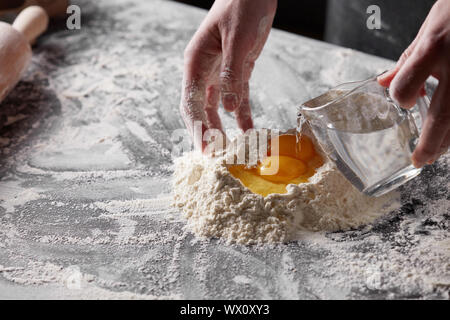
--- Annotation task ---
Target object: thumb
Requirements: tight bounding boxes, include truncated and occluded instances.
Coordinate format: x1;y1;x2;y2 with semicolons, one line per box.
220;46;247;112
378;68;398;87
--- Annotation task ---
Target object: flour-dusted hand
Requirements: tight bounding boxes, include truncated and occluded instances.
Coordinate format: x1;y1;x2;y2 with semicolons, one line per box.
378;0;450;168
180;0;277;150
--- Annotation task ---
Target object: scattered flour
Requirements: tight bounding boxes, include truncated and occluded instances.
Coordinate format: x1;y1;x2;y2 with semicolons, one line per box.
302;221;450;299
0;262;180;300
173;131;399;244
0;0;445;299
95;196;174;217
0;181;44;213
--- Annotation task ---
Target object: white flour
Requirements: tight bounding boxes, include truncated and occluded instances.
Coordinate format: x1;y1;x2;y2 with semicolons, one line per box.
0;180;45;213
0;262;180;300
0;0;446;298
173;132;399;244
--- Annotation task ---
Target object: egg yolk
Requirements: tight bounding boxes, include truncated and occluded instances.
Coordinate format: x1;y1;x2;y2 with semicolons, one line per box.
228;134;323;197
269;134;315;161
257;156;307;182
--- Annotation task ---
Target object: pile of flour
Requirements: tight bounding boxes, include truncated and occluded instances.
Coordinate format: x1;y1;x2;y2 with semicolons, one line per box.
173;131;398;244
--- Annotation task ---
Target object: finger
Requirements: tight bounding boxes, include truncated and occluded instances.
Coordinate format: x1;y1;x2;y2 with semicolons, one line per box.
180;77;207;134
234;60;256;132
412;80;450;167
378;68;397;87
180;78;205;120
220;37;252;112
180;51;211;150
439;129;450;154
379;70;426;95
378;42;416;88
389;36;439;109
235;82;253;132
427;129;450;164
378;14;430;86
204;83;224;132
377;46;416;88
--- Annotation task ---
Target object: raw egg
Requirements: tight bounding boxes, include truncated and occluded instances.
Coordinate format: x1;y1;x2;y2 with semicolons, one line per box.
257;155;307;183
269;134;315;161
228;134;323;197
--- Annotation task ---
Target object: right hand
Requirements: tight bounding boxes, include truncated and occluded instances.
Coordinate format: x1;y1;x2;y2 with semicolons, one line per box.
180;0;277;150
378;0;450;167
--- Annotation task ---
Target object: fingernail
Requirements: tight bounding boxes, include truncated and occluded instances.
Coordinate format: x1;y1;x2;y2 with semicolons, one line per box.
412;157;424;168
240;118;254;133
426;155;438;165
223;93;238;111
377;69;395;85
378;69;392;79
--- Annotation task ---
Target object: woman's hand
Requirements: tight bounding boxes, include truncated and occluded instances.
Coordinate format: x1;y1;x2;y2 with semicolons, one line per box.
180;0;277;150
378;0;450;168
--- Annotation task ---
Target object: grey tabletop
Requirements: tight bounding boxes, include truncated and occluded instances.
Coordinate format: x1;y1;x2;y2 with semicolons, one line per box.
0;0;448;299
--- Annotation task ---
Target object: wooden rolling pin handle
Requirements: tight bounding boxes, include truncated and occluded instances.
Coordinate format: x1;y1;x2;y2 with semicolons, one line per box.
12;5;49;44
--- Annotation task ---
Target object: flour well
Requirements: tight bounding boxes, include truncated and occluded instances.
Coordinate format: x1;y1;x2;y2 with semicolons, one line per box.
173;131;399;244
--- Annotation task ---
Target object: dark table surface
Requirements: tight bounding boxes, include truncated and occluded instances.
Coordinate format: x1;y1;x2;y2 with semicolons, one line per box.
0;0;448;299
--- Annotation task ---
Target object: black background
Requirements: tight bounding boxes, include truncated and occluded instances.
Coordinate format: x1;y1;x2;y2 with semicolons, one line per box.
172;0;436;60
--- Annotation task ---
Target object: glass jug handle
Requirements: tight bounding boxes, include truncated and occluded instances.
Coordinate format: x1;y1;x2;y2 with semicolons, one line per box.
413;94;430;132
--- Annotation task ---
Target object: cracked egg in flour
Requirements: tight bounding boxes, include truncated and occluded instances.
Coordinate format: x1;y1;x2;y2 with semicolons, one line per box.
173;128;398;244
227;133;324;197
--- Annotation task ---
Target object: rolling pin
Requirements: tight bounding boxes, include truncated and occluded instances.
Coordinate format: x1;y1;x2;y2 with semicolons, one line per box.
0;0;68;19
0;6;48;103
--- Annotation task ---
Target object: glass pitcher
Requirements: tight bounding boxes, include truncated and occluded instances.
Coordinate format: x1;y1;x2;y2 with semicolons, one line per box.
298;74;429;197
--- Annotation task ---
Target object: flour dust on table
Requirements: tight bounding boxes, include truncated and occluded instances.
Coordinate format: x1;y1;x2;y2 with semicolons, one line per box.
0;0;447;300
